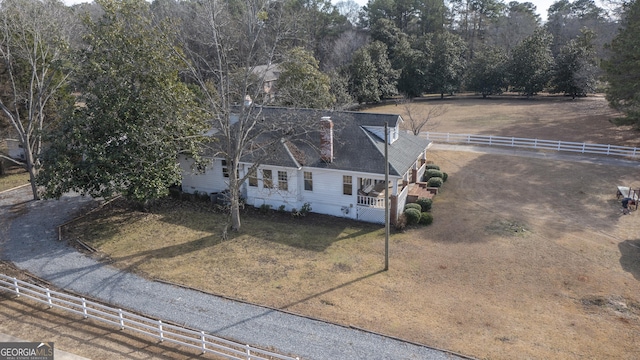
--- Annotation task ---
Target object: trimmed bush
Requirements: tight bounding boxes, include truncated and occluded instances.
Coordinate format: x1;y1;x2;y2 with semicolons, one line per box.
425;169;443;180
404;208;421;225
442;172;448;182
427;177;443;187
404;203;422;212
426;164;440;170
416;197;433;212
419;212;433;225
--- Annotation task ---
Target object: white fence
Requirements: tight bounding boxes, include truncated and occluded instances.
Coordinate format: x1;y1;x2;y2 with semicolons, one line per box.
422;132;640;158
0;274;299;360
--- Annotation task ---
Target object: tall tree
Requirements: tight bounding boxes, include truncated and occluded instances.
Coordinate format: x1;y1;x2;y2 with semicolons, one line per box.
550;29;599;98
348;45;380;103
362;0;420;34
466;45;508;97
37;0;208;202
179;0;324;231
484;1;540;54
347;40;399;103
276;47;334;108
0;0;75;199
545;0;611;57
417;0;447;34
507;29;554;96
427;31;467;98
367;40;400;99
603;0;640;122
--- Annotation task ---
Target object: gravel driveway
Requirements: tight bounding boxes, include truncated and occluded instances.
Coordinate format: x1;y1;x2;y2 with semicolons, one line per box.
0;186;466;360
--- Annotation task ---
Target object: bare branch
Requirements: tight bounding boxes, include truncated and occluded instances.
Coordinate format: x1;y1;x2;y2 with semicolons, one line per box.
401;97;448;135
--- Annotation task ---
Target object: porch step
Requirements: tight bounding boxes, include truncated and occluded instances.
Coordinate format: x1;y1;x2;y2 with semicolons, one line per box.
406;182;437;203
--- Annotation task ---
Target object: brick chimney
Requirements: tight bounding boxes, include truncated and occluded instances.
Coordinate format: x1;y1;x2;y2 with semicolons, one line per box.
320;116;333;163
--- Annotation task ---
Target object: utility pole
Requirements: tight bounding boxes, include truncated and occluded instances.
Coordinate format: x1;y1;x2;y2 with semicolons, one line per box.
384;122;389;271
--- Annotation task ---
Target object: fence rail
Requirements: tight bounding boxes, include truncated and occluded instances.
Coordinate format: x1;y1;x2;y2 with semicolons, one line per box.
0;274;299;360
422;132;640;158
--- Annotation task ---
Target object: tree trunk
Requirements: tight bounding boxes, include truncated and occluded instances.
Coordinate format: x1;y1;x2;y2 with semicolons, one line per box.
25;149;39;200
230;199;241;231
228;165;242;231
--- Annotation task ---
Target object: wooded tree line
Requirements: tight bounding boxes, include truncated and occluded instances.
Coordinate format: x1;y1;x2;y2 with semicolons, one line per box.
0;0;639;230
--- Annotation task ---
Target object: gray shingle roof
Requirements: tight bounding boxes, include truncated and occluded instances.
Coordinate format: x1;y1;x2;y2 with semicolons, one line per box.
233;107;431;177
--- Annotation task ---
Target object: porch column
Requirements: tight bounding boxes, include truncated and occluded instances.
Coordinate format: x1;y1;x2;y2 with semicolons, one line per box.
390;195;398;225
392;180;398;195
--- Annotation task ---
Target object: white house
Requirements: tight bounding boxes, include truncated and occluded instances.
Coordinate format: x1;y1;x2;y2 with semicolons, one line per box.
4;139;25;161
179;108;433;224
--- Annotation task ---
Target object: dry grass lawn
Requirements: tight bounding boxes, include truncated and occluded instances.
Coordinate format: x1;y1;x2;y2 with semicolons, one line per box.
4;94;640;360
0;165;29;192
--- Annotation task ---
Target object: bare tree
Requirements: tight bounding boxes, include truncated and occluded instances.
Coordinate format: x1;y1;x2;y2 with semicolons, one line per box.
178;0;322;231
401;98;448;135
0;0;75;199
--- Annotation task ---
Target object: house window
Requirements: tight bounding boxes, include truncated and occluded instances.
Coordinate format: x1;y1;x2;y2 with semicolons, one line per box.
304;171;313;191
248;169;258;187
222;160;229;178
263;169;273;189
343;175;352;195
278;171;288;191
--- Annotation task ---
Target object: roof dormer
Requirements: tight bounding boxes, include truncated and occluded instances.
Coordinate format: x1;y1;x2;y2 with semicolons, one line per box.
362;123;399;144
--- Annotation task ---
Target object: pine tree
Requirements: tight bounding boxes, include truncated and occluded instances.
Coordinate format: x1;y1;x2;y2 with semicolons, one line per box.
603;0;640;122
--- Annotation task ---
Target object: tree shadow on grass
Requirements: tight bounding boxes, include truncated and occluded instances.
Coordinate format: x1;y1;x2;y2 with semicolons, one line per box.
619;240;640;281
155;207;383;252
212;269;386;334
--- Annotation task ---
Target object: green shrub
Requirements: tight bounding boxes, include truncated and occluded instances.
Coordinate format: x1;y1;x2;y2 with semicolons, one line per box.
301;202;312;215
427;177;443;187
404;208;421;225
419;212;433;225
416;197;432;212
442;172;448;182
426;164;440;170
259;203;272;214
425;169;443;180
404;203;422;212
278;204;286;212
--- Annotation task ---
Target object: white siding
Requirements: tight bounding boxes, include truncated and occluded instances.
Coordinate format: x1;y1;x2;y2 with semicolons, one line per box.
179;155;402;223
246;166;300;211
295;168;357;220
179;155;227;195
5;139;24;160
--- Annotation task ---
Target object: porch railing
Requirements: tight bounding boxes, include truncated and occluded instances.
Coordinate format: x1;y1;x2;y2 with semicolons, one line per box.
357;195;386;208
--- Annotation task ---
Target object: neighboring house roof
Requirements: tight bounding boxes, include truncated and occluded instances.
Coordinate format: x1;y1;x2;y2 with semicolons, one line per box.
251;64;281;82
230;107;430;177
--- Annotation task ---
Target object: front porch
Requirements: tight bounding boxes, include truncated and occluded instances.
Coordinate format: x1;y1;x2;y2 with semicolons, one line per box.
353;153;429;223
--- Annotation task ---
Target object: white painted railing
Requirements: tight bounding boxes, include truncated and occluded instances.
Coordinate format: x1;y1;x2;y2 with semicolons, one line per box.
0;274;298;360
357;195;386;208
422;132;640;158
